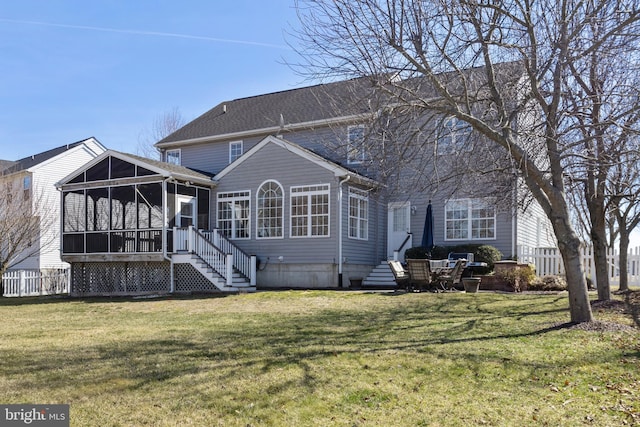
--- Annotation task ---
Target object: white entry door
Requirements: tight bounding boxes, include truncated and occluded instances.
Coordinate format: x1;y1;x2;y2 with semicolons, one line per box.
387;202;412;261
176;195;196;228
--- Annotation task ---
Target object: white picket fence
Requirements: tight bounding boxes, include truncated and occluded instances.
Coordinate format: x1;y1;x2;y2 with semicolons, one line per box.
2;269;70;297
517;245;640;287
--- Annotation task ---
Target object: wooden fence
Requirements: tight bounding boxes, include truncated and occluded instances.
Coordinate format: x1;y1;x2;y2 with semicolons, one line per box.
517;246;640;287
2;269;70;297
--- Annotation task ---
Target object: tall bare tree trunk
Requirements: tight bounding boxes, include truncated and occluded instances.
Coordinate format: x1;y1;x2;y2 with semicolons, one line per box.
617;230;630;293
552;207;594;323
587;192;611;300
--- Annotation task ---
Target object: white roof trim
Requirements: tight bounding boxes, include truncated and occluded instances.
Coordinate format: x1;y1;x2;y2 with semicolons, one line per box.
56;150;214;187
26;137;107;173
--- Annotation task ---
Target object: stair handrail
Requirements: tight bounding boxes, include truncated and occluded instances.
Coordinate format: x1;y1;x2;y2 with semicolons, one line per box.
202;230;255;284
191;228;232;284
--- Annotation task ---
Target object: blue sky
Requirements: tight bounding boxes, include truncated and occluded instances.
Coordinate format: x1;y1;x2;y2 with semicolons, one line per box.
0;0;304;160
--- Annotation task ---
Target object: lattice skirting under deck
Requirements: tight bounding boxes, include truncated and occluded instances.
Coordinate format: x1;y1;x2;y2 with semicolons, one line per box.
71;262;171;296
174;264;221;293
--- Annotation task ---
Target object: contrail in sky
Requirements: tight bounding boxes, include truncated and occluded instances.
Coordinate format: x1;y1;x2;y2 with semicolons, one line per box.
0;18;291;50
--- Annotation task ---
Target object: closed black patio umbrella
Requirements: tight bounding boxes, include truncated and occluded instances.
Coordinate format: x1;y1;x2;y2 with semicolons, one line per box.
421;200;434;256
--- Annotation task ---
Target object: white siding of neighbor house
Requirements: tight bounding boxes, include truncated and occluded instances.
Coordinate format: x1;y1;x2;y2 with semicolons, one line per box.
11;140;106;270
516;197;556;250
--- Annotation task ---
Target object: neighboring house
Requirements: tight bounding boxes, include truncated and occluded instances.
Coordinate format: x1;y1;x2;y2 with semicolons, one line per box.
58;76;555;295
0;137;106;272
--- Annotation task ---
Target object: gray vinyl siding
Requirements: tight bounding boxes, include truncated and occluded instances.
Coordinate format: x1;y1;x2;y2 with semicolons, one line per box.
340;186;384;265
404;194;514;259
179;135;265;175
213;142;343;264
179;124;362;176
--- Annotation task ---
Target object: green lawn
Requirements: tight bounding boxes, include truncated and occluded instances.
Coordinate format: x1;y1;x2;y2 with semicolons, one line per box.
0;291;638;426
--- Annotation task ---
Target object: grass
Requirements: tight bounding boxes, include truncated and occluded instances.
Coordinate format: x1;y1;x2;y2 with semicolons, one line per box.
0;290;638;426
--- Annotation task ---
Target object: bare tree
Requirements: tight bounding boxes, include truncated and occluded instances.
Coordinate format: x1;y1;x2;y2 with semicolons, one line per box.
0;178;57;279
292;0;640;322
137;107;186;160
609;146;640;292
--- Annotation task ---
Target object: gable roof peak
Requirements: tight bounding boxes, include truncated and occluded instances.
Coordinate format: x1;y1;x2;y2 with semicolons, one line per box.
0;137;105;176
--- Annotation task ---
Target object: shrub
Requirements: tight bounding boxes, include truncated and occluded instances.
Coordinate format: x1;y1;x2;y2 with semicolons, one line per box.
496;264;536;292
528;275;567;292
404;246;431;259
475;245;503;272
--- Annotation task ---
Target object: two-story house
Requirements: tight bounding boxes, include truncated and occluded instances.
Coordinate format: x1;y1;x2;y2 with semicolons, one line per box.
1;138;106;295
57;76;555;295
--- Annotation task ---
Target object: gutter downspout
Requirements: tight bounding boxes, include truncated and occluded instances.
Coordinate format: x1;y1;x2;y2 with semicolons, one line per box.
338;175;352;288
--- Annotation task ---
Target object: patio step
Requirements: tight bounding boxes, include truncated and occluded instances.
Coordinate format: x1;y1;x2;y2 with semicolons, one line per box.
363;262;398;288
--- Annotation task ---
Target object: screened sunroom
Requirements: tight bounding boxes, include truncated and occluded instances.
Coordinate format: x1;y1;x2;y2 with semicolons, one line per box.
56;151;228;296
58;151;213;261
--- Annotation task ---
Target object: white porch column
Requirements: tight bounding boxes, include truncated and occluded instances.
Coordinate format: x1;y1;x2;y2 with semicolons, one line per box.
226;254;234;287
250;255;257;287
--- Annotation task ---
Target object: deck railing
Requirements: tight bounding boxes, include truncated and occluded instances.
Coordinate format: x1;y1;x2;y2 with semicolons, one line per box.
173;227;256;287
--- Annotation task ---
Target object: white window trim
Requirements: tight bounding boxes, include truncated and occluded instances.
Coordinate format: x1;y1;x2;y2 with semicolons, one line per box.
256;180;284;240
289;184;331;238
166;149;181;165
229;141;244;164
444;198;496;241
217;190;251;240
348;187;369;240
347;125;366;164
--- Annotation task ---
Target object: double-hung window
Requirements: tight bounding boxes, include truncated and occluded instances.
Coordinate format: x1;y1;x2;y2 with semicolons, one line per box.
347;125;365;164
217;191;250;239
290;184;330;237
348;187;368;240
23;176;31;200
166;149;181;165
445;198;495;240
229;141;243;163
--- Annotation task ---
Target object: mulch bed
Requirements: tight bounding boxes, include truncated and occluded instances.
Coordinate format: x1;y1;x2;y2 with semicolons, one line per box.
575;290;640;332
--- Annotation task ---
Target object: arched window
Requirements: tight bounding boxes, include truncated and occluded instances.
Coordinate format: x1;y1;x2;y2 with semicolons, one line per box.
257;181;283;238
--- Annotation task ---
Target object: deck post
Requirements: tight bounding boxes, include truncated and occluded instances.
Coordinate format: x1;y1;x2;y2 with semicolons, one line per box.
226;254;234;287
187;225;195;253
250;255;257;287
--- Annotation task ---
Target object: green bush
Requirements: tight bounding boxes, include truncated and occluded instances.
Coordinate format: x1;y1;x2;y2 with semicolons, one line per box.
404;246;431;259
474;245;503;271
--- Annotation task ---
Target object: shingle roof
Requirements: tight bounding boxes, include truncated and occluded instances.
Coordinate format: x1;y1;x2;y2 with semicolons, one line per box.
0;138;94;176
0;160;16;173
113;150;214;181
158;77;381;144
157;63;524;146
